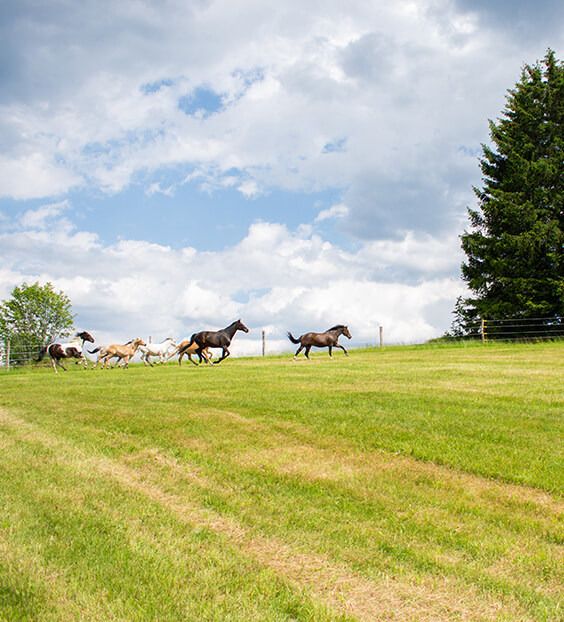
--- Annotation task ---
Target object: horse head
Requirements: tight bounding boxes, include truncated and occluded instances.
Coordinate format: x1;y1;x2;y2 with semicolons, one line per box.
235;319;249;333
343;326;352;339
77;331;95;343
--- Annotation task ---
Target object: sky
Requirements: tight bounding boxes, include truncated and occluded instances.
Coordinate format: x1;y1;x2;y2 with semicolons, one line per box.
2;0;564;357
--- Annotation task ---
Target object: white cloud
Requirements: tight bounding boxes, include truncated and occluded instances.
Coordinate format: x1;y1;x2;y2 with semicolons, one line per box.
0;0;556;354
1;0;546;233
0;211;465;356
315;204;349;222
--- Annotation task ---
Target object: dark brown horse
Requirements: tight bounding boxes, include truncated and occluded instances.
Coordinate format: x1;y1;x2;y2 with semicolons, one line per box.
287;325;351;360
179;319;249;364
36;331;95;373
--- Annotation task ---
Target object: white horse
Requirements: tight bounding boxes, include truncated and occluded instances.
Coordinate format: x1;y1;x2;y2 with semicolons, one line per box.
138;338;177;367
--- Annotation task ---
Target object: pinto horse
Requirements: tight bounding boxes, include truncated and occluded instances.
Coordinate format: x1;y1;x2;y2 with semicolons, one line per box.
287;325;352;360
36;331;95;373
179;319;249;364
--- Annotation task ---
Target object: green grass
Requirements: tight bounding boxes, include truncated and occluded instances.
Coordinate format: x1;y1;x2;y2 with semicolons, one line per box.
1;341;563;621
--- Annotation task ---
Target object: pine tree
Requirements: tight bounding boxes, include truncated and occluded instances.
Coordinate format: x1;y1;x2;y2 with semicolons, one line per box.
457;49;564;336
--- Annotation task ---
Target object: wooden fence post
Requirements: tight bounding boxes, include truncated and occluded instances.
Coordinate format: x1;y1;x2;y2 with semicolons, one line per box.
481;319;487;343
379;326;383;348
6;340;10;371
262;330;266;357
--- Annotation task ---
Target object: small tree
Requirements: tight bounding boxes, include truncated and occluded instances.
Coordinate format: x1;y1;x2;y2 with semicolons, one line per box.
0;282;75;360
456;49;564;336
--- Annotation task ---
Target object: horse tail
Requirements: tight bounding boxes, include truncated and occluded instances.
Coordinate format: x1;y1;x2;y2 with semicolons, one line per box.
177;334;196;355
88;346;102;354
35;346;48;362
287;332;301;344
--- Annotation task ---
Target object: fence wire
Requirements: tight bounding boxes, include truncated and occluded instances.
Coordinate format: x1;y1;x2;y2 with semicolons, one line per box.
475;317;564;342
2;320;563;369
1;342;47;369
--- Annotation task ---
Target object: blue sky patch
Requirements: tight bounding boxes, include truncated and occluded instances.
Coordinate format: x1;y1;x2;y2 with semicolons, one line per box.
178;86;223;118
322;138;347;154
140;78;175;94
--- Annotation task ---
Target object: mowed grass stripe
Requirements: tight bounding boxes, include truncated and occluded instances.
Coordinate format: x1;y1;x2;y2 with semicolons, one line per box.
0;409;344;622
1;341;563;620
1;408;536;621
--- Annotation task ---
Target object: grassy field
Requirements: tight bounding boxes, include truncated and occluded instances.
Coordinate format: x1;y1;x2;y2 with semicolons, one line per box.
0;341;563;621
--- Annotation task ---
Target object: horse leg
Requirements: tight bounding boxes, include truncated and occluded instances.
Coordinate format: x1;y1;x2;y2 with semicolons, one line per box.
50;357;58;373
335;343;349;356
57;358;68;372
304;345;312;360
328;345;333;358
196;347;207;365
214;348;229;364
293;344;304;360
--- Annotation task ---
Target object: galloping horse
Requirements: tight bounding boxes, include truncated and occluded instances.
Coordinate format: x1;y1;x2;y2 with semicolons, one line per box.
287;325;352;360
179;319;249;364
36;331;95;373
138;337;177;367
89;338;146;369
167;339;213;366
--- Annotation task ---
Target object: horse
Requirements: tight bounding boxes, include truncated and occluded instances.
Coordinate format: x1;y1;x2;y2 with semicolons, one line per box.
138;338;177;367
89;338;146;369
287;325;352;360
179;319;249;364
167;339;213;366
36;331;95;373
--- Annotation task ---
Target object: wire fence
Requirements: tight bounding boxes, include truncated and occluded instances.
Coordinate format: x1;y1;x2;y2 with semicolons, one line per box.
1;342;47;370
462;317;564;342
2;319;563;370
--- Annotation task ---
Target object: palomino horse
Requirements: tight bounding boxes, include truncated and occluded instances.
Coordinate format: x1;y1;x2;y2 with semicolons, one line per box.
287;325;352;360
138;338;177;367
36;331;95;373
89;338;146;369
179;319;249;364
167;339;213;366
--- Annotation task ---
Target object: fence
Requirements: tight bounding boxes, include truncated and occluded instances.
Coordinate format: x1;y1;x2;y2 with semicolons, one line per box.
1;320;561;369
1;342;47;370
462;317;564;342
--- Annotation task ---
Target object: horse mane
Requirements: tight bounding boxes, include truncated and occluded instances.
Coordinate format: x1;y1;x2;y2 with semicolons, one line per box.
327;324;346;331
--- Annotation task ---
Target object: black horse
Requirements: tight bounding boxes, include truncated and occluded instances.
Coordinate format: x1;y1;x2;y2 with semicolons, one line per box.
287;325;351;360
179;319;249;364
36;331;95;373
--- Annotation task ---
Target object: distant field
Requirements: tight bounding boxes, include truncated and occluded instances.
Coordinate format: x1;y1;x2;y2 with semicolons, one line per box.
0;342;563;621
